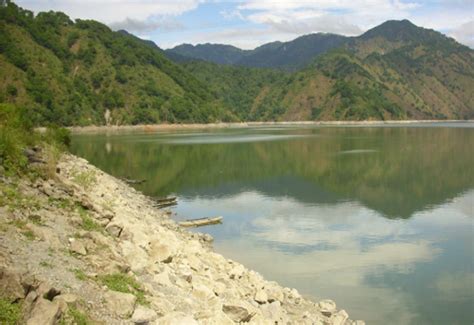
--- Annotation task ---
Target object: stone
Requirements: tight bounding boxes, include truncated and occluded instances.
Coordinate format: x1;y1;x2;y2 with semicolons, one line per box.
104;290;137;318
330;309;349;325
228;264;245;279
26;298;61;325
318;299;336;316
120;241;149;273
0;267;25;302
192;283;215;300
153;270;173;287
131;305;158;324
260;301;284;322
266;285;284;303
70;239;87;255
105;222;123;237
149;239;177;263
254;289;268;304
155;312;198;325
53;293;78;305
222;304;253;322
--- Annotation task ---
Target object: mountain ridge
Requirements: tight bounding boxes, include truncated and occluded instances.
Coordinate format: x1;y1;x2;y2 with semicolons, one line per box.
0;2;473;124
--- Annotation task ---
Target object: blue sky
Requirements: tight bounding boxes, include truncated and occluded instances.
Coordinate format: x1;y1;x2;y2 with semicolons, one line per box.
16;0;474;49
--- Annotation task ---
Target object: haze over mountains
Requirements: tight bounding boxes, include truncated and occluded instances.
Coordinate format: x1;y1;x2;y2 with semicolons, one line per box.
0;1;473;125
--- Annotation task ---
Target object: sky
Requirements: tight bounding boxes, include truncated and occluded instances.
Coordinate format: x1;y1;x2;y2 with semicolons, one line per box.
15;0;474;49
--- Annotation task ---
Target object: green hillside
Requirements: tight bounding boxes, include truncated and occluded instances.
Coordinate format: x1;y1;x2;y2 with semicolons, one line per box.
179;21;474;121
0;1;231;126
0;2;472;125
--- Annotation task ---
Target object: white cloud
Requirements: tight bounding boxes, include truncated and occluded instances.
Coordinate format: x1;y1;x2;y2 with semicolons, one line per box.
447;21;474;48
109;17;183;33
16;0;203;23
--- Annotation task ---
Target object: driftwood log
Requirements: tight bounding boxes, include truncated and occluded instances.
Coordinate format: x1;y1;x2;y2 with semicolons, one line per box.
179;216;223;228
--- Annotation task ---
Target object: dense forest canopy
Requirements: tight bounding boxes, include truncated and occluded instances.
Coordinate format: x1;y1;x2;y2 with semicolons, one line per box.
0;1;473;126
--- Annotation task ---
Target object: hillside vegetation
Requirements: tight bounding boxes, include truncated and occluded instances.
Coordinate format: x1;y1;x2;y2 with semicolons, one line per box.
0;2;232;126
0;2;473;124
176;21;474;120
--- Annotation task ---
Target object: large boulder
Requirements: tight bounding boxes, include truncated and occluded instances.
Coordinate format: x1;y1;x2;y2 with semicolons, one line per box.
222;304;253;322
131;305;158;324
0;267;25;302
155;312;198;325
104;290;137;318
26;298;61;325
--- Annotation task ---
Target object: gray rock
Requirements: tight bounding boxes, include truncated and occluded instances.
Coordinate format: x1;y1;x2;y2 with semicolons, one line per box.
70;240;87;255
156;312;198;325
222;304;253;322
318;299;336;316
105;222;123;237
254;289;268;304
0;267;25;302
26;298;61;325
104;290;137;318
131;305;158;324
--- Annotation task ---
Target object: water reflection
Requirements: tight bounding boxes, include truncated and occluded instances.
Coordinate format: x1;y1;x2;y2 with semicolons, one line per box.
176;190;473;324
71;125;474;324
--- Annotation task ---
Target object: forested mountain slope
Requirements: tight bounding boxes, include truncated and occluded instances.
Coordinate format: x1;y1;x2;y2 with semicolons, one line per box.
0;2;231;125
0;1;472;124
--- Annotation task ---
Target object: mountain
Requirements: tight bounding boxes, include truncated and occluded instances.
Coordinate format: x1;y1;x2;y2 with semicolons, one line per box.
0;1;472;124
179;21;474;120
167;43;248;65
166;33;348;70
0;2;232;125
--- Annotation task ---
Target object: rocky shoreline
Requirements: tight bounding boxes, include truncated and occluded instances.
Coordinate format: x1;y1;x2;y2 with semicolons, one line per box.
0;153;363;324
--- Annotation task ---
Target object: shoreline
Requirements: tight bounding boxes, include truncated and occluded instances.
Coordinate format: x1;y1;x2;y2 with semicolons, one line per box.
0;152;363;324
66;119;474;134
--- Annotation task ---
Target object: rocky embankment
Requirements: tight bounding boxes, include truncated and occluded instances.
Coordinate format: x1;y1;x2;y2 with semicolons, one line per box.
0;153;363;324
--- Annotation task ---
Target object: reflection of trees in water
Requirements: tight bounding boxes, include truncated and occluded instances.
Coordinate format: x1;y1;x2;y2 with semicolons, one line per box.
71;127;474;219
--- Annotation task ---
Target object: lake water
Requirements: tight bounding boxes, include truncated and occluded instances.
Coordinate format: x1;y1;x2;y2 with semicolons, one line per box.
71;123;474;324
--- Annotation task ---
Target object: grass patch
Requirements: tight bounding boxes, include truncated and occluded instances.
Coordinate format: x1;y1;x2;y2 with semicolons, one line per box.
72;268;87;281
73;170;97;190
0;183;40;211
21;230;36;240
77;206;101;232
58;306;91;325
0;298;22;324
98;273;148;305
40;260;53;268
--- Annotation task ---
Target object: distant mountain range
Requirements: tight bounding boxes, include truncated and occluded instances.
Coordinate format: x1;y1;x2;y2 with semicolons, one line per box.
0;1;473;125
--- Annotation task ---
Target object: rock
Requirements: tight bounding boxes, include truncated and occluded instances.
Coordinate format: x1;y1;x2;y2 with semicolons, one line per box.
149;239;177;263
318;299;336;316
26;298;61;325
131;305;158;324
104;290;137;318
260;301;285;322
70;239;87;255
120;241;149;273
0;267;25;302
264;283;284;303
153;270;173;287
222;304;253;322
254;289;268;304
53;293;78;305
229;264;245;279
105;222;123;237
330;309;349;325
155;312;198;325
192;283;215;300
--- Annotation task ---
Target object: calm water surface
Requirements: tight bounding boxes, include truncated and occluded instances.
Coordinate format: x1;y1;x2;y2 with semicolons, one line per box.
71;124;474;324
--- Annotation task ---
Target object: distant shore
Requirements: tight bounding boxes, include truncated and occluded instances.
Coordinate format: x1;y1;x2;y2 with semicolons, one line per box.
66;120;474;134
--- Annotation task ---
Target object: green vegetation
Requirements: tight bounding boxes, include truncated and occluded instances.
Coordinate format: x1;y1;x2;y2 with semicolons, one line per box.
72;268;87;281
77;206;101;232
72;170;96;190
98;273;148;305
58;305;92;325
0;2;472;124
0;298;22;324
